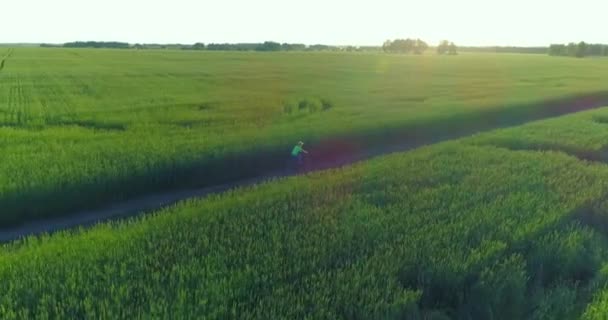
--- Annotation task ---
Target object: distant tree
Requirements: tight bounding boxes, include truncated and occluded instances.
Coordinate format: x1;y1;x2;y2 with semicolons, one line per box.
382;40;393;52
281;43;306;51
343;45;359;52
207;43;255;51
192;42;205;50
576;41;587;58
566;42;578;57
548;44;556;55
256;41;281;51
382;38;428;54
391;39;415;53
448;42;458;55
358;45;382;52
206;43;227;50
40;43;61;48
589;43;603;56
548;44;566;56
403;39;416;52
437;40;449;55
413;39;428;54
308;44;337;51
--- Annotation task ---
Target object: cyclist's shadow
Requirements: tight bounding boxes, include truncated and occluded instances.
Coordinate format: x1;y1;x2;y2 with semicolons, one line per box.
285;154;311;175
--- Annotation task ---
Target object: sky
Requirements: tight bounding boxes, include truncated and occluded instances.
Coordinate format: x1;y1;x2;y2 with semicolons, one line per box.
2;0;607;46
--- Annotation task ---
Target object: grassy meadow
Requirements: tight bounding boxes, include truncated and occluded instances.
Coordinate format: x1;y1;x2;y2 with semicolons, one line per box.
1;48;608;225
6;108;608;318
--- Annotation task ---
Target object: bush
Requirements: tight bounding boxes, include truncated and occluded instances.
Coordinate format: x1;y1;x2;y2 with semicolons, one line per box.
307;99;321;113
321;98;334;110
293;97;332;114
283;100;295;114
198;102;216;110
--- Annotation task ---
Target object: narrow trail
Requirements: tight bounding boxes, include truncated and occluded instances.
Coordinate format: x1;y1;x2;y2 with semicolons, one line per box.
3;91;608;243
0;48;13;72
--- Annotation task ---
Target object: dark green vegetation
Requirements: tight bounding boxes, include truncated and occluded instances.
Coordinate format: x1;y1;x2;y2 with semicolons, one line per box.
56;41;353;52
461;46;548;54
62;41;130;49
549;42;608;58
5;108;608;318
437;40;458;55
382;38;429;54
3;48;608;227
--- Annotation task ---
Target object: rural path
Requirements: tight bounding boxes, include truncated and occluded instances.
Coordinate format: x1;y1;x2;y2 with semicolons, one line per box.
0;48;13;72
3;91;608;242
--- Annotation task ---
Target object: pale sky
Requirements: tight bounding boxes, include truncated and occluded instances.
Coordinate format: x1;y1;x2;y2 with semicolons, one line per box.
2;0;607;46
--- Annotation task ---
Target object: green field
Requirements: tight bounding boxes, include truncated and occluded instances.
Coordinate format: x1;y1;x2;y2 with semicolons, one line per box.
6;48;608;318
3;48;608;226
6;108;608;318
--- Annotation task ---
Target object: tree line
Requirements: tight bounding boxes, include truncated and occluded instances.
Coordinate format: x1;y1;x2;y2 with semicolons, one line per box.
42;41;383;52
61;41;130;49
460;46;547;54
382;39;458;55
49;39;460;55
201;42;319;51
50;40;570;57
184;42;367;52
549;42;608;58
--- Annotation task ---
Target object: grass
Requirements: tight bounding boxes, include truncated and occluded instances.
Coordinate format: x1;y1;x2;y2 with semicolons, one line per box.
6;108;608;318
2;49;608;225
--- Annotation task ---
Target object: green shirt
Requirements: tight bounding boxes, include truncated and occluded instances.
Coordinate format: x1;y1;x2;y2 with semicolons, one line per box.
291;145;303;156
